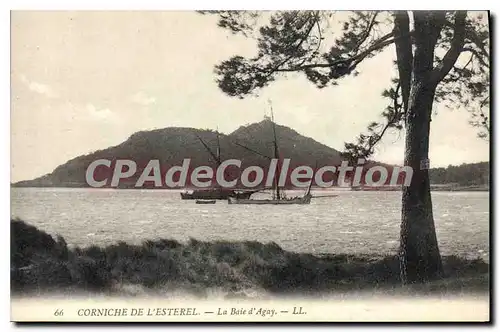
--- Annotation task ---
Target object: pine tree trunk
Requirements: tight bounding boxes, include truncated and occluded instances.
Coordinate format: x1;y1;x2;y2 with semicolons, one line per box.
399;12;445;284
399;81;443;283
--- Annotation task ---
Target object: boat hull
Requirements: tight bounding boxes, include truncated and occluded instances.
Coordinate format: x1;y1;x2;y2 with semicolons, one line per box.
227;195;312;205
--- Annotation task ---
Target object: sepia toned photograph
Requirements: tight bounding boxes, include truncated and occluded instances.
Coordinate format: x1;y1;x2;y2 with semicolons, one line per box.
10;9;490;322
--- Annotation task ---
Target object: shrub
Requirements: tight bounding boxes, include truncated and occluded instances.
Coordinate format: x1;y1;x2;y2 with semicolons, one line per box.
10;218;490;296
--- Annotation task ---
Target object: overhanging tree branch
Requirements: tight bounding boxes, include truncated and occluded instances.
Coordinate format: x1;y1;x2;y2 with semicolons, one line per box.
431;11;467;84
462;47;489;68
274;31;397;73
341;80;404;161
465;25;489;59
352;11;380;55
263;11;320;77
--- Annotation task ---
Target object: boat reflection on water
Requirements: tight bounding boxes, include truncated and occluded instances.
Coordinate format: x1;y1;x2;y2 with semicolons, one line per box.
195;199;217;204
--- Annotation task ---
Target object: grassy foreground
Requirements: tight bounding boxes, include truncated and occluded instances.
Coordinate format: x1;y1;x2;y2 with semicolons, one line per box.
11;218;489;297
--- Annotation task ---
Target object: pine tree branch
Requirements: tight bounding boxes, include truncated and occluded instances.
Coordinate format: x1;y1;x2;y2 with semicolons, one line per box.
368;83;403;152
465;25;489;59
341;81;403;161
462;46;489;68
274;31;398;72
352;11;380;55
264;11;320;76
431;11;468;84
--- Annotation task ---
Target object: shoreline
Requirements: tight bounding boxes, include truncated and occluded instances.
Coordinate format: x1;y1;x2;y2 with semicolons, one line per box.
11;218;490;299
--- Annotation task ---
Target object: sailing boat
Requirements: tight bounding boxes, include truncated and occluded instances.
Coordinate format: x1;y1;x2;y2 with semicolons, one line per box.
180;129;258;200
227;104;313;205
227;184;313;205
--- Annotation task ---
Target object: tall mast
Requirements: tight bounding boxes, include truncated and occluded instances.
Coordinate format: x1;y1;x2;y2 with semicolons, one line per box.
195;132;221;189
306;161;318;196
269;100;281;200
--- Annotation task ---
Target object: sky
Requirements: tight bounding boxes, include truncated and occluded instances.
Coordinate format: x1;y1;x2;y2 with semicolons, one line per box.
10;11;490;182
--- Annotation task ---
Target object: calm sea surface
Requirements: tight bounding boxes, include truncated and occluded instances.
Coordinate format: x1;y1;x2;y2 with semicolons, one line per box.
10;188;489;260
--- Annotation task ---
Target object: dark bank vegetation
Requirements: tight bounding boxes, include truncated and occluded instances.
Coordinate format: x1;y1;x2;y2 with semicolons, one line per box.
429;161;490;187
11;218;489;297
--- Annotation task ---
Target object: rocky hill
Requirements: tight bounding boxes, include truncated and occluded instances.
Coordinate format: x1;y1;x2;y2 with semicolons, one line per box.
13;119;393;189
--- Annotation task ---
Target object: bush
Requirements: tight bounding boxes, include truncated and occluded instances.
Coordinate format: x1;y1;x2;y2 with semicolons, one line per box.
10;218;490;296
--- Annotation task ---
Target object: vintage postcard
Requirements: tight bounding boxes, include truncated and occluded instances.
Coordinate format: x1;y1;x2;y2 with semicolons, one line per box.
10;10;490;322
